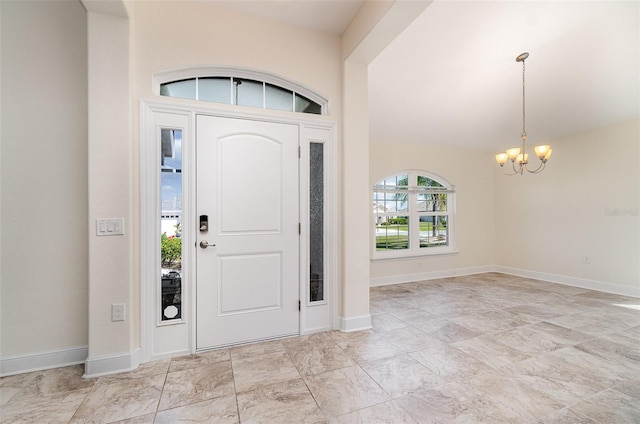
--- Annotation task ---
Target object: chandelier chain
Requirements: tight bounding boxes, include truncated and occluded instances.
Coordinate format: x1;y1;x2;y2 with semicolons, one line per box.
522;58;526;139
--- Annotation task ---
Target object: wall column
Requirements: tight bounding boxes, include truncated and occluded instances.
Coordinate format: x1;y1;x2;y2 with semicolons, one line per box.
340;59;372;330
86;8;135;376
339;0;431;331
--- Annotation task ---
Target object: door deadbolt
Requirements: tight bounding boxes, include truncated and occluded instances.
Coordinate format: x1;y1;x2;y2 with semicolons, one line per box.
199;240;215;249
199;215;209;232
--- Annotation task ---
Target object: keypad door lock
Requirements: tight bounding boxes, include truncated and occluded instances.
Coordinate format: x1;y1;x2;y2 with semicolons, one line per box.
199;215;208;232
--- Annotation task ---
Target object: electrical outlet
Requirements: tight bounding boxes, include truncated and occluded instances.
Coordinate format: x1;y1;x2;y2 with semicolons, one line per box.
112;303;126;321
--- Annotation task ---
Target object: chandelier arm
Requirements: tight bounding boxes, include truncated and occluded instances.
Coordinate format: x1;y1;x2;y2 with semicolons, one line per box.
533;161;546;174
524;160;545;174
501;165;520;176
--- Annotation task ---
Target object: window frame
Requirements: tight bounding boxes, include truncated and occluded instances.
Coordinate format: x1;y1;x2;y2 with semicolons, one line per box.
153;66;328;116
372;170;456;260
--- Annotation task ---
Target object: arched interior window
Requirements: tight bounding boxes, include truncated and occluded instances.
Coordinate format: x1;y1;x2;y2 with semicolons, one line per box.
159;76;323;115
373;171;455;258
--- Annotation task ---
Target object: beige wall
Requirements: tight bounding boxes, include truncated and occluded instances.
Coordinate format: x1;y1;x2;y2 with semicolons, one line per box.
0;1;88;357
369;142;496;282
86;9;133;366
494;118;640;295
131;1;342;112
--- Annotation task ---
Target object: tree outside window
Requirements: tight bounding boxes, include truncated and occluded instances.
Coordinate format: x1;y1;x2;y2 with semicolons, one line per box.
373;171;454;258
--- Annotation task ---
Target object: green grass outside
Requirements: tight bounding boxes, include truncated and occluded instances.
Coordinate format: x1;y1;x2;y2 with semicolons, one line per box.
376;235;408;250
375;223;447;251
376;223;446;232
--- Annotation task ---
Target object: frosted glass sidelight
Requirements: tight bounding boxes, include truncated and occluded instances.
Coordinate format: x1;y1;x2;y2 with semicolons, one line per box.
309;143;324;302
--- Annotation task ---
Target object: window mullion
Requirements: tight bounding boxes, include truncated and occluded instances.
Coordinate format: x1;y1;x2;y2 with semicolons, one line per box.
412;191;421;252
409;172;419;252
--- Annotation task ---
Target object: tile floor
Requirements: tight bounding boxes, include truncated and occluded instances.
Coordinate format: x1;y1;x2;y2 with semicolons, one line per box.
1;273;639;423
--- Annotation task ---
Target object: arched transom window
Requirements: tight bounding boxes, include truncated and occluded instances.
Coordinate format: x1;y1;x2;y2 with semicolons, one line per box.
373;171;455;258
157;68;326;115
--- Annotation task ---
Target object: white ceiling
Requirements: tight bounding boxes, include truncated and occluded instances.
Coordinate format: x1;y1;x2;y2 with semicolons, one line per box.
214;0;365;34
217;0;639;152
369;1;640;151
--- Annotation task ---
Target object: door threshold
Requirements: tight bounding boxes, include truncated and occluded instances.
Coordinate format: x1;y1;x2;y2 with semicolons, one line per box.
196;332;300;353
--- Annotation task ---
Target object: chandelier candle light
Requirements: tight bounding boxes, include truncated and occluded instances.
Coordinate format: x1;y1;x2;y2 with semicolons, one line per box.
495;52;552;174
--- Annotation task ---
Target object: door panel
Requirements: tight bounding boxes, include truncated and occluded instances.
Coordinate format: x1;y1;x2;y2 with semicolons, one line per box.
218;134;283;234
218;253;282;315
196;115;299;349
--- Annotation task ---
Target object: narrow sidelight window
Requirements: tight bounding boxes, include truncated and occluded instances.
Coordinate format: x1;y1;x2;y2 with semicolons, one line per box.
160;129;182;321
309;142;324;302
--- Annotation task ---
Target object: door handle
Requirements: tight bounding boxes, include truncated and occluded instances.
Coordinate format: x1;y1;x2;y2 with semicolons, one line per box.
199;240;215;249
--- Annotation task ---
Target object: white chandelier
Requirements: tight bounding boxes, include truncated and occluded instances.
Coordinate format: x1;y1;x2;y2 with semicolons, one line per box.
495;52;552;175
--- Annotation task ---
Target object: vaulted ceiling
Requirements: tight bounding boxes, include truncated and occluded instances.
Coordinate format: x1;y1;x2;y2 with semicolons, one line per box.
368;1;639;151
208;1;639;151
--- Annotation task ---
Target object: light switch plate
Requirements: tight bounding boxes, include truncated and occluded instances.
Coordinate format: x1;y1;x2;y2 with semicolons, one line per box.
96;218;125;236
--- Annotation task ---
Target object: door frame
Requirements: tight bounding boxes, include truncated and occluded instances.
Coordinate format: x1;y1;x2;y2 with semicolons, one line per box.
140;98;338;363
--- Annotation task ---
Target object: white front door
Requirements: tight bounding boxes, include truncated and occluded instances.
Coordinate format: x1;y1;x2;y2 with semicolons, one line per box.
196;115;300;349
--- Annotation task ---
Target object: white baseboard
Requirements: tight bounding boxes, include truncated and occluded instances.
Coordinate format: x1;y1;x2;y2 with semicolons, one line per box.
0;346;88;377
370;265;494;287
148;349;191;363
494;266;640;298
339;314;372;332
84;348;140;378
370;265;639;298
